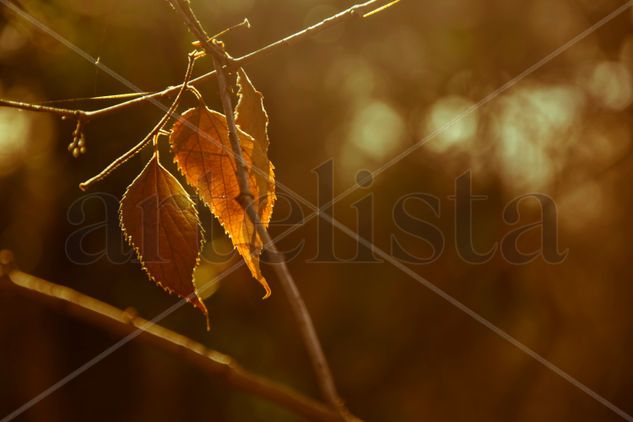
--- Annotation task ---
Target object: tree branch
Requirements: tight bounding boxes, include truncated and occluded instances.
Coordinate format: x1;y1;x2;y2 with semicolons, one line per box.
78;52;198;190
168;1;364;420
0;98;87;118
236;0;398;64
0;251;342;422
0;0;397;122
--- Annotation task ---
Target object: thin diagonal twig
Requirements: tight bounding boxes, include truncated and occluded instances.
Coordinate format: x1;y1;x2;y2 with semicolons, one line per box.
167;1;356;419
78;52;198;190
0;257;342;422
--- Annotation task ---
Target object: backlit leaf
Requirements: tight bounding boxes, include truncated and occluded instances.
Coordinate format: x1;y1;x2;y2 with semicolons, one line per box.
119;155;208;322
169;102;275;298
235;68;276;228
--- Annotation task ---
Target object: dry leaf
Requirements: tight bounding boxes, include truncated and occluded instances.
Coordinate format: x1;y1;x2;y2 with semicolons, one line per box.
169;97;275;298
235;68;276;227
119;155;208;321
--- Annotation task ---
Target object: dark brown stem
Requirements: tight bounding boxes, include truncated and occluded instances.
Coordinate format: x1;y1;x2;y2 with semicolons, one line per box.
0;256;342;422
169;1;359;420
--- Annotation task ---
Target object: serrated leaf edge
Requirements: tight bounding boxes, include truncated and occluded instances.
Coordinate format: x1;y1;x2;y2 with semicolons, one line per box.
169;107;272;299
119;155;209;327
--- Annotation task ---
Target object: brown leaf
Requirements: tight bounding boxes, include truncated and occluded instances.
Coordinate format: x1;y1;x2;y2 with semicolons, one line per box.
169;101;275;298
119;155;208;321
235;68;276;227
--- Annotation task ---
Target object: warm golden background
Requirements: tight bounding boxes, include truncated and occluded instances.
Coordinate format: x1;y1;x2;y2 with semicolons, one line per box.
2;0;633;420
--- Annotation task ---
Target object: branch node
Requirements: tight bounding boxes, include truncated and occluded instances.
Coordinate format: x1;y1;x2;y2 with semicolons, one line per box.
0;250;16;278
122;307;139;324
264;249;286;264
235;192;255;209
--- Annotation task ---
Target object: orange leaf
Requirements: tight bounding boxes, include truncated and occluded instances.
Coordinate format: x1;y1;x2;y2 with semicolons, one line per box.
119;155;208;323
235;68;276;227
169;102;275;298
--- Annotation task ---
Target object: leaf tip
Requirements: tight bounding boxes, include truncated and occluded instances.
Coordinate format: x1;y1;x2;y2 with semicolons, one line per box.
260;279;272;300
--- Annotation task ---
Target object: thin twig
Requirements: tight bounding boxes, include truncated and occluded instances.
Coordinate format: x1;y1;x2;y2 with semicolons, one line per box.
168;1;360;419
0;254;342;422
78;52;197;191
236;0;397;64
0;98;87;118
0;0;396;121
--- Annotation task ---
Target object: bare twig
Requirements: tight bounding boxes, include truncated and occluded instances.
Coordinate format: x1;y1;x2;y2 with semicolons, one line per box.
236;0;398;64
0;252;342;422
216;59;358;420
0;0;397;122
167;1;361;420
0;98;87;118
78;52;197;191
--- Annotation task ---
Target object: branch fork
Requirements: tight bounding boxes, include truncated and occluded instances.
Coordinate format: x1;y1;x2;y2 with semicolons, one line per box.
0;1;402;420
169;1;356;418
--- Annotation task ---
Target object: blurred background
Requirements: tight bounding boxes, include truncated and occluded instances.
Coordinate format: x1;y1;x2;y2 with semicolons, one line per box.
2;0;633;420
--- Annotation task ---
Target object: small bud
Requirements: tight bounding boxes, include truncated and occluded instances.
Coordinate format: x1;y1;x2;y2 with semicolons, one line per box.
72;148;80;158
77;138;85;147
67;142;75;151
79;146;86;154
